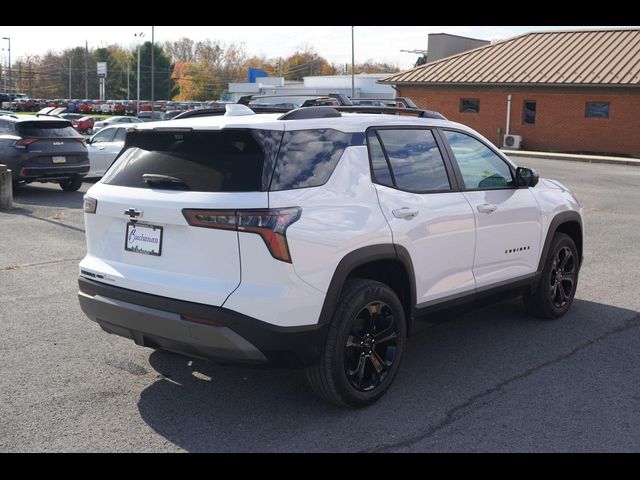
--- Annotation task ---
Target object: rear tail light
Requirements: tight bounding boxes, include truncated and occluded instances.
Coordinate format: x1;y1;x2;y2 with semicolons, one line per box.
12;138;39;149
182;207;301;263
72;137;86;145
83;195;98;214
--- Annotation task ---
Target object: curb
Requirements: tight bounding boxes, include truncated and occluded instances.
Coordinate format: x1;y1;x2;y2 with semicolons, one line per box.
501;150;640;167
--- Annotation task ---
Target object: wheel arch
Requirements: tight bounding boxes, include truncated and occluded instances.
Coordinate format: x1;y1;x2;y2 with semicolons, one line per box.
538;211;583;273
317;244;417;334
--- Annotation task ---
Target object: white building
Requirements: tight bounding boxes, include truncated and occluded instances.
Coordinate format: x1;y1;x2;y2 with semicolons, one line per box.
226;74;396;102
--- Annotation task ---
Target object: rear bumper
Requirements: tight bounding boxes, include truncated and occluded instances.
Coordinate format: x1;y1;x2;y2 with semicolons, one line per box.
15;164;90;182
78;277;328;367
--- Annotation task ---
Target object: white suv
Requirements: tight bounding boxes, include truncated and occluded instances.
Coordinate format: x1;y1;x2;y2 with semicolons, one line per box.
78;105;583;407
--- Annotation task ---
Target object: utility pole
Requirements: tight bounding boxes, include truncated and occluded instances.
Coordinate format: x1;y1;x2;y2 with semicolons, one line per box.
351;26;355;99
69;56;72;99
127;60;130;101
85;41;88;99
151;26;155;120
28;61;32;98
2;38;11;101
135;32;144;115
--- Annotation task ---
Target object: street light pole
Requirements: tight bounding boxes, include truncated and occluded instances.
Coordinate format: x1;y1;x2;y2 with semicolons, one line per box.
351;27;355;99
151;26;155;121
2;38;10;101
135;32;144;115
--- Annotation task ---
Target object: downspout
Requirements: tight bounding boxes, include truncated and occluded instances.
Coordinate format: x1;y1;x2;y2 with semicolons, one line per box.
506;94;512;136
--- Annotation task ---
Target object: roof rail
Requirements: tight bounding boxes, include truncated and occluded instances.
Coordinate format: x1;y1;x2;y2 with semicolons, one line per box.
334;106;447;119
278;107;342;120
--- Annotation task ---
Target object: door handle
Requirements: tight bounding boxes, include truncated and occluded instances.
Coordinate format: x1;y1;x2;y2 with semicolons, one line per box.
98;146;106;150
477;203;498;214
392;207;419;219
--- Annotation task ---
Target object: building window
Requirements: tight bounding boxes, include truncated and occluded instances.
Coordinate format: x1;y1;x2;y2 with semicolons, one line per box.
586;102;609;118
460;98;480;113
523;101;536;125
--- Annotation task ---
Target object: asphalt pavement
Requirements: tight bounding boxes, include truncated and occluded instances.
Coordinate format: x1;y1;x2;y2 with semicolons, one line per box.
1;158;639;452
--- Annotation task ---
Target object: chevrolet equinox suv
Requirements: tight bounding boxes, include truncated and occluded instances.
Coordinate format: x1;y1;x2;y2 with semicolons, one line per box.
78;105;583;407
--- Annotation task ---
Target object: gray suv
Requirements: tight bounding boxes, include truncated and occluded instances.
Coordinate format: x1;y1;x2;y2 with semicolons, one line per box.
0;116;90;191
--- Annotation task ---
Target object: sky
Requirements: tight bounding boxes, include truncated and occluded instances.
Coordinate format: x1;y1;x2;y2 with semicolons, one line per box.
0;26;632;70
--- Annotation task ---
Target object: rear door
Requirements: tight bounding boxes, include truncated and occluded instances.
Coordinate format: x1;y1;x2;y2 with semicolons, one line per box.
441;129;542;288
80;127;283;306
369;128;477;305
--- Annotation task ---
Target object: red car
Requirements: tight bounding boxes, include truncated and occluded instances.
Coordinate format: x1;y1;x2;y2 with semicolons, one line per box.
72;116;101;135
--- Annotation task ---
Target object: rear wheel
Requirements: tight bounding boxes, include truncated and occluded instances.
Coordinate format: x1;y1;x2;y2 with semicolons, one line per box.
524;233;579;319
306;279;407;408
86;127;93;135
59;177;83;192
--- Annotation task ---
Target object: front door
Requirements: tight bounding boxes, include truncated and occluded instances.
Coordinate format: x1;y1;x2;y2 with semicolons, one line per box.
441;130;542;288
368;128;476;306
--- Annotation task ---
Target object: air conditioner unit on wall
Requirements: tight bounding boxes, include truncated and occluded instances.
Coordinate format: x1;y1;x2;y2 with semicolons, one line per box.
503;134;523;150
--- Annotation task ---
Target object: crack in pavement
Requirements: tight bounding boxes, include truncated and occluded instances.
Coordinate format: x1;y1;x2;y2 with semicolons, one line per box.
365;312;640;452
0;257;84;271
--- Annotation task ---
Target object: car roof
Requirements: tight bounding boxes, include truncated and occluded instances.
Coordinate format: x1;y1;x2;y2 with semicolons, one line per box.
2;115;73;124
135;110;463;134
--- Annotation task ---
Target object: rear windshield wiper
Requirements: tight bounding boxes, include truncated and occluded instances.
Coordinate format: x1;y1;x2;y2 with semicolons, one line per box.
142;174;190;190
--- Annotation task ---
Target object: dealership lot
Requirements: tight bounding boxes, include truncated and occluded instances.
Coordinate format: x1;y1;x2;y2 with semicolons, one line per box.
1;158;640;452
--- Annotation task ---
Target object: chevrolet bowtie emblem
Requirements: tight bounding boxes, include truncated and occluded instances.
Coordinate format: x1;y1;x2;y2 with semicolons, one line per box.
124;208;142;218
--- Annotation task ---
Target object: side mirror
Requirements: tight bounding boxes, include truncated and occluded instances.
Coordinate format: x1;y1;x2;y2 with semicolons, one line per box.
516;166;539;188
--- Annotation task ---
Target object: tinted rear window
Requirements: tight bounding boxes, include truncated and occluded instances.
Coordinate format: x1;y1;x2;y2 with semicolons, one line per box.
18;121;78;138
101;129;282;192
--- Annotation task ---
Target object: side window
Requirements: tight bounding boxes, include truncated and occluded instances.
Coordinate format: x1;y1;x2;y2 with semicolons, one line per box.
376;129;450;193
113;128;127;142
366;131;394;188
0;120;15;135
270;129;350;191
443;130;513;190
523;101;536;125
92;128;116;143
460;98;480;113
586;102;609;118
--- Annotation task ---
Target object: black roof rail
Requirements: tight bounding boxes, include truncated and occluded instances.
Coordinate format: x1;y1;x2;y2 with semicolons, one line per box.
278;107;341;120
333;106;447;120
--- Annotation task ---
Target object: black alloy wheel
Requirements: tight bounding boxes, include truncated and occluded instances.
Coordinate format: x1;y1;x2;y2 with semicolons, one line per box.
344;301;399;392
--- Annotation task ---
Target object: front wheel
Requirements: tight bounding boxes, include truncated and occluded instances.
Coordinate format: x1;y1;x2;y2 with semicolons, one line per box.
524;232;579;319
86;127;93;135
59;177;83;192
306;279;407;408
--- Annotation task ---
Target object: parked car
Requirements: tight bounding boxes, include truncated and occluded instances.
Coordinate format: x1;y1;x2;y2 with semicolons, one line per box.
0;109;18;119
136;111;165;122
71;116;102;135
0;116;89;191
93;116;142;133
163;110;183;120
78;105;583;407
85;125;132;178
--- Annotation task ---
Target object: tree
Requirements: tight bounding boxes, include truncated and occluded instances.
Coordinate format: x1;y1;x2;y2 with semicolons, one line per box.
136;42;177;100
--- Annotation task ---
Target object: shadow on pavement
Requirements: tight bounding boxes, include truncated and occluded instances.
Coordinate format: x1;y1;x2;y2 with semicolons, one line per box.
136;297;639;452
11;182;93;209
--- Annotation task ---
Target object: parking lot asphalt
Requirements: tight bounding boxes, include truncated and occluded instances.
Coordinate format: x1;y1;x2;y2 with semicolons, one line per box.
1;158;640;452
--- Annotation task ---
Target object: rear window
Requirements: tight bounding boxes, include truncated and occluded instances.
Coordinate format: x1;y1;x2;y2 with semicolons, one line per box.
18;121;79;138
102;129;282;193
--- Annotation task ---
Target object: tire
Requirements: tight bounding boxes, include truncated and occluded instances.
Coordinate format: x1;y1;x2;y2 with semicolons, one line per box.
524;232;579;319
306;279;407;408
86;127;93;135
59;177;83;192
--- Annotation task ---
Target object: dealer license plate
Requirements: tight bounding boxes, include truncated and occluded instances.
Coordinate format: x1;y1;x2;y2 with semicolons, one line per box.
125;222;163;256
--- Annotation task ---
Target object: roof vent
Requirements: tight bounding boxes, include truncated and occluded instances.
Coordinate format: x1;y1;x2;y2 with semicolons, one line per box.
279;107;342;120
224;104;256;116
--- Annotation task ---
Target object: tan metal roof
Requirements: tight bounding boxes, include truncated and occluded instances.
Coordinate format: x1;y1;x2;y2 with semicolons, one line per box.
381;28;640;86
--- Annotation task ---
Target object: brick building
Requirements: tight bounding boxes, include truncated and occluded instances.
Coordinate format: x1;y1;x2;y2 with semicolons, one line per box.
381;28;640;157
